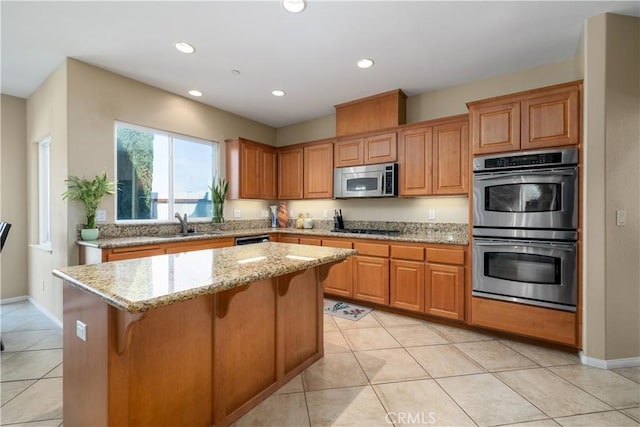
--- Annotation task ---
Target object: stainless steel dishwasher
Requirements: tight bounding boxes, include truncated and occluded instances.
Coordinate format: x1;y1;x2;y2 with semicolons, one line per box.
235;234;270;245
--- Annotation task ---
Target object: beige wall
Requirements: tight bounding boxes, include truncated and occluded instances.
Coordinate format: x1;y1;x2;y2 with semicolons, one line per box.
26;61;68;322
275;59;582;223
0;94;28;300
583;13;640;361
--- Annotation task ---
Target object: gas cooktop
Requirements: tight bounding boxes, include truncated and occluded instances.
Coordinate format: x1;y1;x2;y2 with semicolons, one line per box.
331;228;400;236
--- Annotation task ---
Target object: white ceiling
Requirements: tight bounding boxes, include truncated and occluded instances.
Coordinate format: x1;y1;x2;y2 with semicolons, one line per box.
2;1;638;128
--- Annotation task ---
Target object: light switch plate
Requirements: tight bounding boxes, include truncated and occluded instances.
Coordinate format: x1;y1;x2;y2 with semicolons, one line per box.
616;210;627;226
95;210;106;222
76;320;87;342
428;209;436;220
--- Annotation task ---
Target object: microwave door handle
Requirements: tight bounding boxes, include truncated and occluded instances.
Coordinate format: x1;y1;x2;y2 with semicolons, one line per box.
381;174;385;195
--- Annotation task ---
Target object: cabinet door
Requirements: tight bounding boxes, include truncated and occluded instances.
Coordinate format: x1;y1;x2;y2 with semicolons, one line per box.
390;260;424;313
353;256;389;305
322;258;353;298
278;148;304;199
261;147;278;200
432;120;469;195
521;85;580;150
398;126;432;196
425;264;464;320
304;143;333;199
334;138;364;167
470;101;520;154
240;142;262;198
364;132;397;164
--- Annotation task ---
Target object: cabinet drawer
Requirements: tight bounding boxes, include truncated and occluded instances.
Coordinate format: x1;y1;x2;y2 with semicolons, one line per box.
110;245;162;254
278;235;300;244
426;248;464;265
354;242;389;257
107;247;165;261
390;245;424;261
322;239;353;249
299;238;322;246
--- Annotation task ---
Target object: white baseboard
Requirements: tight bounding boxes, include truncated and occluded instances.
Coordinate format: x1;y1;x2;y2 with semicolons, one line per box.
26;296;63;330
580;352;640;369
1;295;28;305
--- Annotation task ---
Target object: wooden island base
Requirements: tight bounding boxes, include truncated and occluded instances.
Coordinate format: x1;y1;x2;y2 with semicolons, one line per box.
63;266;328;427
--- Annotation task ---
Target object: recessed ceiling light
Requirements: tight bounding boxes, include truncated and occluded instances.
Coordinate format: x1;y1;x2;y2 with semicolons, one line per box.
357;58;375;69
282;0;306;13
188;90;203;97
272;90;286;97
174;41;195;54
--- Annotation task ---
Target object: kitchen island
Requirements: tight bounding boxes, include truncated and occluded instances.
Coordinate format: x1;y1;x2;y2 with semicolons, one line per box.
53;242;355;427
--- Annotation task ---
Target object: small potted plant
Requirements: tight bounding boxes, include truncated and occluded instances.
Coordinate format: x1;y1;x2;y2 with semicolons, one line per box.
209;176;229;223
63;172;117;241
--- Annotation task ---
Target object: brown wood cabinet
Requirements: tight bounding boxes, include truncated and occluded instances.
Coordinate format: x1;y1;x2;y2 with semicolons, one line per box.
226;138;277;199
390;244;425;313
398;115;469;196
303;141;334;199
335;89;406;136
353;242;390;305
335;132;397;167
469;81;581;154
425;247;465;320
277;147;304;199
321;239;354;298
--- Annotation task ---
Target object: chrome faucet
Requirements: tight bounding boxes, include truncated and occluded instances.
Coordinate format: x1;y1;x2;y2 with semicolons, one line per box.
175;212;188;234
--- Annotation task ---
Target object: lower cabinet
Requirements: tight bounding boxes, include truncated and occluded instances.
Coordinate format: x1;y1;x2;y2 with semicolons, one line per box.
353;256;389;305
321;239;354;298
390;260;424;312
425;263;464;320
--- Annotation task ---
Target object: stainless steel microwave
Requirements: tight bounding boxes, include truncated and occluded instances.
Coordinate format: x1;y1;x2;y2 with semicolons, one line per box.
334;163;398;199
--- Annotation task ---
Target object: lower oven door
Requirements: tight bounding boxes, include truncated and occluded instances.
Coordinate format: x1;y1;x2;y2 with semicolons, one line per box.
472;238;577;311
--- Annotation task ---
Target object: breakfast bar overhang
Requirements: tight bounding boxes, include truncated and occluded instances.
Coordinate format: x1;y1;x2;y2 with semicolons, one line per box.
53;242;355;427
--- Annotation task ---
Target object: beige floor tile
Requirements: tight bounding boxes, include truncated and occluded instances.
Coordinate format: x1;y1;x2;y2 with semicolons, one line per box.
496;368;612;417
550;365;640;409
341;327;401;351
455;341;538;371
333;313;380;330
1;349;63;381
354;348;429;384
500;340;580;367
306;385;389;427
1;301;41;317
233;392;309;427
324;330;351;354
614;367;640;384
3;420;63;427
1;379;36;406
0;330;53;352
407;344;484;378
371;310;424;327
0;378;62;424
1;315;59;333
500;420;560;426
385;324;448;347
302;352;368;391
28;331;63;351
623;407;640;422
323;314;338;332
429;323;494;343
274;374;304;395
44;363;63;379
437;373;546;426
554;410;639;426
374;379;475;426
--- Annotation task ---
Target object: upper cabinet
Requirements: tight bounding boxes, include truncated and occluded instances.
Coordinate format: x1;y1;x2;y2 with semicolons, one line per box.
226;138;277;200
277;146;304;200
304;141;334;199
398;115;469;196
468;81;581;155
335;89;407;137
334;132;397;167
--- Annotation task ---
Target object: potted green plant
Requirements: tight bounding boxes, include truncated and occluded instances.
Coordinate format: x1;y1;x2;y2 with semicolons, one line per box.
209;176;229;223
63;172;117;241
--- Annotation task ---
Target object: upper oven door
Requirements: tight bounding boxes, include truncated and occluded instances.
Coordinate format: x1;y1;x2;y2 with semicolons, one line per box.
473;167;578;230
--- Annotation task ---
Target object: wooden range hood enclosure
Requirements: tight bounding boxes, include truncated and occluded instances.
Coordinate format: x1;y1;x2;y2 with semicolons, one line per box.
335;89;407;136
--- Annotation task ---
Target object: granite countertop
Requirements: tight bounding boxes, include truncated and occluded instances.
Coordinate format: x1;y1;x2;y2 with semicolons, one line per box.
78;227;468;249
54;242;355;313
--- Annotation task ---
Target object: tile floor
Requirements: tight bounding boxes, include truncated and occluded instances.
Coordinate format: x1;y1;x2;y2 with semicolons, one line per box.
1;300;639;426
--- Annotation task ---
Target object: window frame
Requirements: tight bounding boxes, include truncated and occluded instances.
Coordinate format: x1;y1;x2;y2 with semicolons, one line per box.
114;121;219;223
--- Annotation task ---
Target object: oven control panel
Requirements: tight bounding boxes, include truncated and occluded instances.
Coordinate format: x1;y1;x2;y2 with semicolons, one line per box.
473;148;578;172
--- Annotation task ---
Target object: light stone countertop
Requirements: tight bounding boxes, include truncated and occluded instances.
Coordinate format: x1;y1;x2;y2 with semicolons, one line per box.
77;227;468;249
54;242;355;313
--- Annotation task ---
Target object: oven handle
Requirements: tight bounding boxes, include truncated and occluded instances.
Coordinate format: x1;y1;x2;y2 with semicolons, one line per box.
473;240;576;250
474;167;577;180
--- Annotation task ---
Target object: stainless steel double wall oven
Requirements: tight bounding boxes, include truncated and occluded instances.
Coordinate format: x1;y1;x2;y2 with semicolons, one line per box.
472;148;579;311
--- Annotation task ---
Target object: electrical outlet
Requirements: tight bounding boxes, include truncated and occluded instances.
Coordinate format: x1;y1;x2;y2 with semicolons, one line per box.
261;209;268;218
290;209;295;218
428;209;436;220
233;210;241;218
76;320;87;342
323;209;328;218
95;210;106;222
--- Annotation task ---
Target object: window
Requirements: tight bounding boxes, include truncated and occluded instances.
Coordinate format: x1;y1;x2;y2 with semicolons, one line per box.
115;122;218;221
38;137;51;248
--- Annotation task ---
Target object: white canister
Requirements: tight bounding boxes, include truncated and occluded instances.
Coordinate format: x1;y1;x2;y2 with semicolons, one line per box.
303;213;313;229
